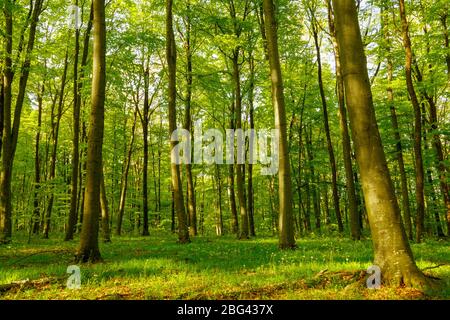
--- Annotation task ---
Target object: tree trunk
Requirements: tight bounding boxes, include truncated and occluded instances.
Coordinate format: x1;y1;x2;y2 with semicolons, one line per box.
311;13;343;233
263;0;295;249
116;107;138;236
76;0;106;262
380;2;413;239
426;85;450;237
247;55;255;237
398;0;426;243
228;98;239;235
78;121;88;233
305;127;320;231
32;83;44;234
214;164;223;236
66;1;93;241
141;66;150;237
440;14;450;77
43;50;68;239
1;0;43;243
232;51;249;240
100;171;111;242
332;0;430;288
166;0;189;244
183;5;197;237
326;0;360;239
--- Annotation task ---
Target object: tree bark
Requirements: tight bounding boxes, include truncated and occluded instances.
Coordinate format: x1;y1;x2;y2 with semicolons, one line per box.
332;0;430;287
247;54;255;237
32;83;44;234
326;0;360;239
100;171;111;242
166;0;189;244
311;12;343;233
263;0;295;249
1;0;43;243
116;107;138;236
214;164;223;236
379;3;413;240
305;127;320;231
43;50;68;239
440;14;450;77
232;51;249;240
228;99;239;235
141;65;150;237
183;5;197;237
76;0;106;262
66;1;93;241
398;0;426;243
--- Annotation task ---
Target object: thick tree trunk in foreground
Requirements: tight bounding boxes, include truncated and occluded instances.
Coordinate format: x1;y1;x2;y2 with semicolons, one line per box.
166;0;189;244
76;0;106;262
263;0;295;249
332;0;430;287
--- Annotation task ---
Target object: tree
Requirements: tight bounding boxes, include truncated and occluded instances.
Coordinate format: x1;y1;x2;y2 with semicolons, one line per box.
66;1;94;241
398;0;426;243
181;1;197;237
166;0;189;244
309;3;343;233
116;107;138;236
379;1;413;240
76;0;107;262
1;0;44;243
332;0;430;287
326;0;360;239
263;0;295;249
43;49;68;239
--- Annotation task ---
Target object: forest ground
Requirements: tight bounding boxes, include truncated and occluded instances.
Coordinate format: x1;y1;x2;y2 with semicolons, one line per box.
0;232;449;300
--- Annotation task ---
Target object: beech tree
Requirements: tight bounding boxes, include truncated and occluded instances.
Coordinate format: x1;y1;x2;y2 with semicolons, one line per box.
76;0;106;262
332;0;431;287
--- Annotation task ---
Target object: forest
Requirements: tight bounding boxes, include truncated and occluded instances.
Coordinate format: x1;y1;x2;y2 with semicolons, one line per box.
0;0;449;300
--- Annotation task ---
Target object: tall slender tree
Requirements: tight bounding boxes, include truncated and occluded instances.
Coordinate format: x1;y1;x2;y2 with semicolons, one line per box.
379;2;413;240
76;0;106;262
309;5;343;233
166;0;190;244
1;0;44;243
66;1;94;241
182;2;197;236
263;0;295;249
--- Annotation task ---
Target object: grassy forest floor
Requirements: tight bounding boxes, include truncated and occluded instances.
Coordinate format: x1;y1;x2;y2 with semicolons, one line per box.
0;232;449;300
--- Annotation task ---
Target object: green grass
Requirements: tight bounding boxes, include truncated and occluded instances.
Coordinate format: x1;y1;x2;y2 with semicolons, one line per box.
0;232;449;300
